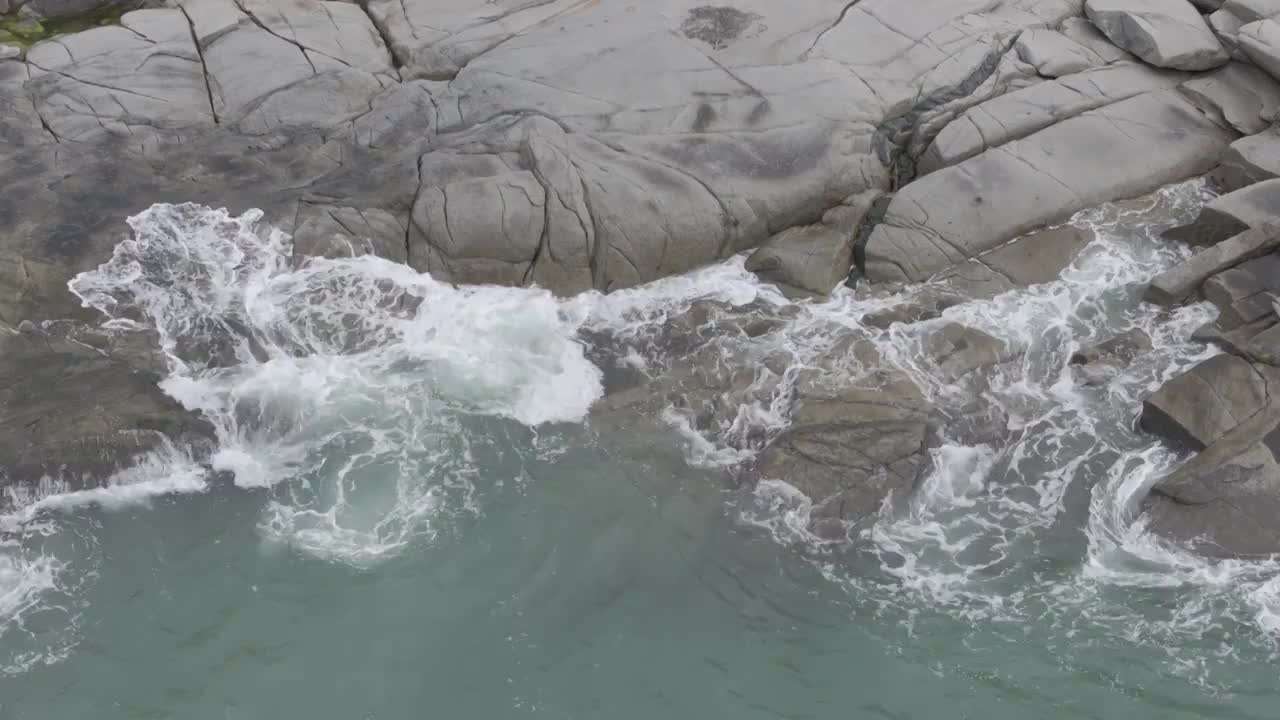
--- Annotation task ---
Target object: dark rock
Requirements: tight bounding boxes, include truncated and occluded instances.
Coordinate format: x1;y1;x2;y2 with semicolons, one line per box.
1070;328;1154;385
0;328;214;490
744;369;931;529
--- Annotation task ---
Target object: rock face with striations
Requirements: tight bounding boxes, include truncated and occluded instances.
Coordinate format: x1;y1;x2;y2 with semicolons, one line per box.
1084;0;1230;70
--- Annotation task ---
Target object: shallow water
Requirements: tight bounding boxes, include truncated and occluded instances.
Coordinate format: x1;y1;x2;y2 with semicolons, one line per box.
4;183;1280;718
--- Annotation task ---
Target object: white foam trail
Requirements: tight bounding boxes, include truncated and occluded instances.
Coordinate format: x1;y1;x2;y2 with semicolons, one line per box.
68;203;604;566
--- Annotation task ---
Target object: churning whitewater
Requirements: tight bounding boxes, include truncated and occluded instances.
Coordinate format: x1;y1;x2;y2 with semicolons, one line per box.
4;184;1280;705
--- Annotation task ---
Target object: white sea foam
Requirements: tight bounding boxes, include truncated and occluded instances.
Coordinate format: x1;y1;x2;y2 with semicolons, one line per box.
68;203;604;567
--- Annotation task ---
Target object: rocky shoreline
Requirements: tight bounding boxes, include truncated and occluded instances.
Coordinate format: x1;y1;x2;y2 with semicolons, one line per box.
3;0;1280;557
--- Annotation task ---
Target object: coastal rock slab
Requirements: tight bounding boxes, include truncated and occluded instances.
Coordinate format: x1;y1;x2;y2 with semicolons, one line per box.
1177;61;1280;134
25;10;213;144
1139;353;1276;450
1146;224;1280;304
180;0;395;134
919;63;1186;174
866;89;1235;283
1084;0;1229;71
1167;178;1280;245
0;329;215;488
936;224;1096;297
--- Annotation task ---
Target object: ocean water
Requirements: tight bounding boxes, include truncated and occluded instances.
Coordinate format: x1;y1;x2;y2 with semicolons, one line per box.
3;182;1280;718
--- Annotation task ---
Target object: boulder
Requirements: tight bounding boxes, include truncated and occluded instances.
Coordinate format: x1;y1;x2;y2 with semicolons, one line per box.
1176;61;1280;134
1202;252;1280;329
1143;403;1280;556
745;224;855;297
866;89;1235;283
1166;178;1280;245
746;190;880;296
1070;327;1154;384
1146;223;1280;305
1139;353;1277;450
1209;7;1250;59
1211;126;1280;189
1061;16;1138;62
1014;28;1109;77
922;323;1014;382
1238;18;1280;79
1084;0;1229;71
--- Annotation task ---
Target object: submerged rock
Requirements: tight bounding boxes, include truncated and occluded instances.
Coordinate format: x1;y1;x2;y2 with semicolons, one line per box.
1070;327;1153;385
744;369;932;539
0;328;215;490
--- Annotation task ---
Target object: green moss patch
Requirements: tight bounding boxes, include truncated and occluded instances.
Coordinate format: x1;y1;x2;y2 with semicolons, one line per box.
0;3;126;49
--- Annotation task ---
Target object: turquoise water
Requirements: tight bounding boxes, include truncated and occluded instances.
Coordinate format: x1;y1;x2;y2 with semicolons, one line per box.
4;187;1280;718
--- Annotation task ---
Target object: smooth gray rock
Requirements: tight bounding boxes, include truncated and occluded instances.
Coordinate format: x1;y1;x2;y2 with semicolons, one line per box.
1212;126;1280;189
1177;61;1280;134
179;0;395;134
1085;0;1230;71
1167;178;1280;245
25;10;213;144
920;63;1186;174
1061;16;1138;62
867;89;1235;283
1146;224;1280;304
0;44;19;62
1238;18;1280;79
1203;252;1280;328
1140;353;1277;449
1144;402;1280;556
